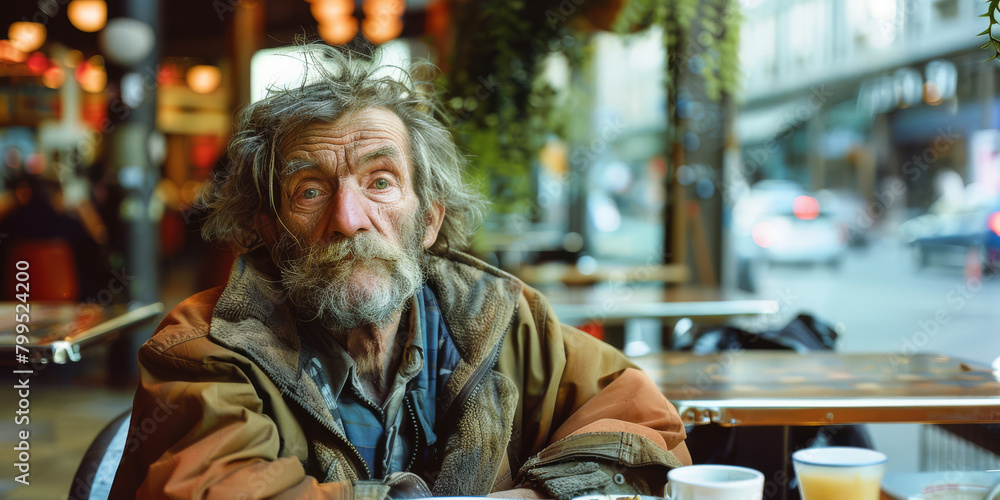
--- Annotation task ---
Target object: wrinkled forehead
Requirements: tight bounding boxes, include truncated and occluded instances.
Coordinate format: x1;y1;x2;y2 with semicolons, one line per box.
276;107;413;175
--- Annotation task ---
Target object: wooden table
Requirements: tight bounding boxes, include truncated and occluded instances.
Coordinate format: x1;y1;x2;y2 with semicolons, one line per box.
0;302;163;365
545;285;779;326
634;351;1000;500
516;262;691;287
633;351;1000;427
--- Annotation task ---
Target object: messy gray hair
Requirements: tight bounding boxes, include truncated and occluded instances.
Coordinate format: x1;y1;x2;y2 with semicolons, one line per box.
200;44;486;254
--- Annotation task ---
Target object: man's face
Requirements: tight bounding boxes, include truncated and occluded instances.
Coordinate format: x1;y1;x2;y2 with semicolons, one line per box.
270;108;440;331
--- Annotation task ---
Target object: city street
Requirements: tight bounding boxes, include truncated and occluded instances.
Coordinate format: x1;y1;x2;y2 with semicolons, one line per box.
753;238;1000;366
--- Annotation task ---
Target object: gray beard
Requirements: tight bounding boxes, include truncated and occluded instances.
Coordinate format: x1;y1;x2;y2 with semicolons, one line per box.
275;216;426;333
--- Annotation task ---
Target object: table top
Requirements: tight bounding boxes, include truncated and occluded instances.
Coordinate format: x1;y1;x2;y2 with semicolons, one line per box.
632;351;1000;427
544;285;778;325
553;300;779;325
0;301;163;364
516;262;691;287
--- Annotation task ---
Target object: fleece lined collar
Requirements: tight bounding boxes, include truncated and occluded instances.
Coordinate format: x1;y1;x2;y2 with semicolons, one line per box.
206;247;524;428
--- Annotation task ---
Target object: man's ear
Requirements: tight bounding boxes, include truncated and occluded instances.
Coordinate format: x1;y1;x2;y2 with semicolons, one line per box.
254;213;278;247
422;202;446;249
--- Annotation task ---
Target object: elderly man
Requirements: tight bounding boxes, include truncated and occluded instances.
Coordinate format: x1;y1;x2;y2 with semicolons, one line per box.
110;47;690;500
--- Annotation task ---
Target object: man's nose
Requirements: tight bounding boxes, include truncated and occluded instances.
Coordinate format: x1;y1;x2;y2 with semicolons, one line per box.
326;185;373;237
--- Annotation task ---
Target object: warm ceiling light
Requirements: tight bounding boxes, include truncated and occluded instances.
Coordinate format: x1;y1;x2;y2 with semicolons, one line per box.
310;0;354;23
186;65;222;94
68;0;108;33
361;15;402;45
363;0;405;16
361;0;404;44
318;17;359;45
8;22;46;52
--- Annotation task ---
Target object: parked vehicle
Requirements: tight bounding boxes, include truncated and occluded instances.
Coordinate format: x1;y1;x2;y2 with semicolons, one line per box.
732;180;849;267
900;200;1000;270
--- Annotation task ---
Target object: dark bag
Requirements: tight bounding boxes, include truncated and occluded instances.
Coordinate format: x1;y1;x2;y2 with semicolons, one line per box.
679;313;874;499
688;313;838;353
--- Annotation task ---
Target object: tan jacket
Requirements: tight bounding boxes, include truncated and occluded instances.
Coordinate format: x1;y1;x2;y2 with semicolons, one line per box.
109;250;689;499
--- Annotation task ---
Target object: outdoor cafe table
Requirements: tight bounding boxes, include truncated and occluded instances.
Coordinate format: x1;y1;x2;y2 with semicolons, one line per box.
0;301;163;365
631;351;1000;427
632;351;1000;500
546;285;780;326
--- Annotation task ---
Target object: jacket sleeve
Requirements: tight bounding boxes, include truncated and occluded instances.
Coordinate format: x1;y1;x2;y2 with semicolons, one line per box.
108;296;350;500
498;286;690;499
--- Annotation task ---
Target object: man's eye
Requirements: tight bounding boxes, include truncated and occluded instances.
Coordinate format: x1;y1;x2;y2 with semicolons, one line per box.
302;188;319;199
373;179;389;190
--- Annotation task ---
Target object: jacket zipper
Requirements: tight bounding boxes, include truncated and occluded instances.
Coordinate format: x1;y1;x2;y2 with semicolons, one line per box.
268;301;519;481
255;321;373;480
404;392;423;472
434;305;518;462
283;384;373;480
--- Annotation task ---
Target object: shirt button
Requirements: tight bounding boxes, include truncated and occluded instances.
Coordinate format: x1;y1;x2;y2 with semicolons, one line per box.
401;347;421;377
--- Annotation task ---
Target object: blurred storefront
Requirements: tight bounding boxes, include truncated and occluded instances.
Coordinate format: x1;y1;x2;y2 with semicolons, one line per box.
729;0;995;286
0;0;437;300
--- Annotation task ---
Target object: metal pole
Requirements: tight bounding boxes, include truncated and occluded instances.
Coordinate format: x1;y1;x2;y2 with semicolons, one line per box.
107;0;160;386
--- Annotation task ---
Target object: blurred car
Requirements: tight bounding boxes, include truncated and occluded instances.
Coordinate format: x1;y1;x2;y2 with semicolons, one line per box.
732;180;849;267
900;199;1000;270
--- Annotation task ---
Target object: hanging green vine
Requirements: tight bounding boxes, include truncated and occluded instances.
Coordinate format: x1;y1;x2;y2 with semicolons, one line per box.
612;0;740;101
439;0;591;214
436;0;741;214
981;0;1000;60
611;0;741;173
715;0;742;100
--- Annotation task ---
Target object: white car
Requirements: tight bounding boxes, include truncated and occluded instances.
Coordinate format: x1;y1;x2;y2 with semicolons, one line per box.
732;181;849;266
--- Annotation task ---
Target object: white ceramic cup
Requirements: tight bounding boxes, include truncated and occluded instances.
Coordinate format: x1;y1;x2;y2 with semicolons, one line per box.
792;447;887;500
665;465;765;500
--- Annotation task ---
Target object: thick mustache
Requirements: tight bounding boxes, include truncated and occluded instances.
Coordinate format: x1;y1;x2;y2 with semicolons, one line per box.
317;234;402;263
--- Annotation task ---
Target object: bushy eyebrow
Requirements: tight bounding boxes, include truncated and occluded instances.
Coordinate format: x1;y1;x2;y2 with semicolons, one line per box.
358;145;402;166
282;145;402;183
284;158;319;177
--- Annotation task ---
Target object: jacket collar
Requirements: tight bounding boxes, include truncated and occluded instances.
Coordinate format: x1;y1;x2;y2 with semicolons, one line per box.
422;251;522;407
206;247;523;423
209;247;306;391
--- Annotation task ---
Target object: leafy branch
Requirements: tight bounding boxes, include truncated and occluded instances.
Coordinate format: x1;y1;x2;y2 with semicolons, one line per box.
439;0;591;214
981;0;1000;59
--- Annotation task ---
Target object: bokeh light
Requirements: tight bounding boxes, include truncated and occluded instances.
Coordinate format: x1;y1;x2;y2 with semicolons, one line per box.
310;0;354;21
186;65;222;94
42;66;66;89
0;40;27;63
793;195;820;220
318;17;359;45
8;22;46;53
67;0;108;33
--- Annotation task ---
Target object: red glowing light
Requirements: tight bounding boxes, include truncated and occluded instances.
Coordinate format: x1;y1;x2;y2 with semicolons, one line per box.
25;52;50;75
989;212;1000;237
74;60;90;79
793;195;820;220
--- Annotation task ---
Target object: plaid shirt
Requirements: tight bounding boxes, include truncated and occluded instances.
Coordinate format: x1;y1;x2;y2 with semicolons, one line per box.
301;285;460;478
